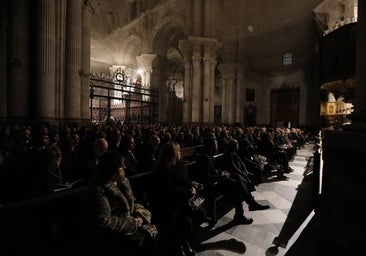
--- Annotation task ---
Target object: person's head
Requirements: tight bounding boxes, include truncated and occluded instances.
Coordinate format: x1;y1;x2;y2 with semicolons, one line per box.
120;134;135;152
71;133;80;145
97;150;125;182
149;134;161;150
43;144;62;170
157;141;181;167
94;138;108;157
226;138;239;153
203;132;218;153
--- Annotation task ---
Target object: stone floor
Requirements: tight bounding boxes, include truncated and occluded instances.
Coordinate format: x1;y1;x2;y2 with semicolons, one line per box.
193;143;323;256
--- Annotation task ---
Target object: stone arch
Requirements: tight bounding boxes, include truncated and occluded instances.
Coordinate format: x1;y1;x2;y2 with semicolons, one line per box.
151;16;187;56
117;33;143;66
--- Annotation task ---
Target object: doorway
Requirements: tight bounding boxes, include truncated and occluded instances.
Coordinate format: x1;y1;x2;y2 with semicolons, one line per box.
270;88;299;127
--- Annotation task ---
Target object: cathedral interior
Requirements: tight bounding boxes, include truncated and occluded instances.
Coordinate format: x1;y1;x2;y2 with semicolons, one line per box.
0;0;359;128
1;0;366;255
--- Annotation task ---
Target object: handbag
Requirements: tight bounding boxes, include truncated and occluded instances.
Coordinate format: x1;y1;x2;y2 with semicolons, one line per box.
139;223;158;238
188;194;205;210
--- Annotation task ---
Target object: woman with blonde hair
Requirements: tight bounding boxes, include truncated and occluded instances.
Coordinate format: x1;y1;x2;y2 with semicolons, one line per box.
151;141;206;256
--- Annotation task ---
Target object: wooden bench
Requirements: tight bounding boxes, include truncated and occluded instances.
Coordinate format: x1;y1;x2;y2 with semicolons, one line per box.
180;145;204;161
183;152;226;225
0;170;155;254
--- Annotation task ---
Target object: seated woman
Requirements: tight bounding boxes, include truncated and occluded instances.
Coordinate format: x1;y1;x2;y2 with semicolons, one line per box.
82;150;157;256
151;141;206;256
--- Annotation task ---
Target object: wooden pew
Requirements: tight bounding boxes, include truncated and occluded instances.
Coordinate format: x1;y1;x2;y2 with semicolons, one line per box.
0;170;155;254
183;152;226;225
180;145;204;161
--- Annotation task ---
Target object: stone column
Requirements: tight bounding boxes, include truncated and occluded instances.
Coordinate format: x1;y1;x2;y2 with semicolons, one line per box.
37;0;57;122
136;54;157;87
202;39;220;123
80;1;93;122
183;59;192;123
236;66;245;123
0;1;8;118
191;55;202;122
136;54;156;103
54;0;67;122
228;76;237;124
221;78;229;124
179;39;193;123
189;37;204;123
8;0;29;120
353;0;366;121
202;55;218;123
152;64;167;123
202;57;211;123
209;60;217;122
219;63;236;124
64;0;82;121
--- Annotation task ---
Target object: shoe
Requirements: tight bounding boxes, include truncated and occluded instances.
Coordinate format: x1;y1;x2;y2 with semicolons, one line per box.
284;167;294;173
182;241;196;256
233;215;253;224
249;202;270;211
176;245;188;256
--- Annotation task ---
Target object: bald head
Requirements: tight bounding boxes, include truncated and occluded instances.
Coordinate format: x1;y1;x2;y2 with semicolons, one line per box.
94;138;108;157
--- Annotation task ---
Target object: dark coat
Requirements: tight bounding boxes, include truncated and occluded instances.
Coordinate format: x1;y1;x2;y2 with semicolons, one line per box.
151;161;193;228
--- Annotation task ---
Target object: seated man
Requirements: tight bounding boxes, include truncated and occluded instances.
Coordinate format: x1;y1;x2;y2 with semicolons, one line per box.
196;133;269;225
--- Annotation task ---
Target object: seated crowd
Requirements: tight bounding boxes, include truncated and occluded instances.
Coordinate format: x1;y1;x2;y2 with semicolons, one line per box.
0;122;309;256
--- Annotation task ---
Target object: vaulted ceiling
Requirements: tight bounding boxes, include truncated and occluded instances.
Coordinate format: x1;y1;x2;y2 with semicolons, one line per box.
89;0;327;74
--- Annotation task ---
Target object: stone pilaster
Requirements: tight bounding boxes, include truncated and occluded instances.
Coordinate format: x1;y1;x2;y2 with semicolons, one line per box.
80;0;93;121
203;0;215;37
202;39;220;123
183;59;192;123
193;0;203;36
186;36;220;123
221;78;229;124
236;67;245;123
0;0;8;118
179;39;193;123
8;0;29;120
321;130;366;253
64;0;82;121
54;0;67;122
209;60;217;122
37;0;56;121
353;0;366;121
228;76;237;124
202;57;211;123
219;63;236;124
191;55;202;123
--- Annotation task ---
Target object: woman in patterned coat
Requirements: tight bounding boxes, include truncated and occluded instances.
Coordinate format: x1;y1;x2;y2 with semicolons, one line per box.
82;150;156;256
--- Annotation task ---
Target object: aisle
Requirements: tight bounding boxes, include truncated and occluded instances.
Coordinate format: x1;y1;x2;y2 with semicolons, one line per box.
195;143;320;256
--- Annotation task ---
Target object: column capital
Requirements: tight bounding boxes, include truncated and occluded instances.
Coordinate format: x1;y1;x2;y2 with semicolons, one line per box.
83;0;94;15
136;54;157;70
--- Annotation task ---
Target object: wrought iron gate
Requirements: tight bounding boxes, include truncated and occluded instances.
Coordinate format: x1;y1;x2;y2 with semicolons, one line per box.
89;77;158;124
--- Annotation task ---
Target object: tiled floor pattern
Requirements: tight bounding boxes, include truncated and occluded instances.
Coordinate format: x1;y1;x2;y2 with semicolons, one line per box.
194;143;320;256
